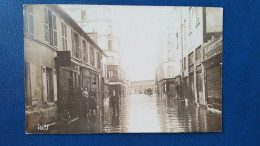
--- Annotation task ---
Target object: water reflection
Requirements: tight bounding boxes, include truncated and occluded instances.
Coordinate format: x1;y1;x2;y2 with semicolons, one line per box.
60;94;221;133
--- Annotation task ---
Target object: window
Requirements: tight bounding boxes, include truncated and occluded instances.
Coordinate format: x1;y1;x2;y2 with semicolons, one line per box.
108;70;114;78
71;31;80;58
176;33;178;50
61;23;67;50
189;7;192;34
96;52;99;68
108;56;113;65
91;47;95;66
44;7;57;47
184;19;186;40
96;52;101;69
195;8;200;26
184;57;186;70
188;52;194;66
167;66;174;77
107;25;112;35
168;50;173;61
81;10;86;20
82;40;88;63
108;40;113;51
53;15;57;47
195;46;201;61
24;5;34;35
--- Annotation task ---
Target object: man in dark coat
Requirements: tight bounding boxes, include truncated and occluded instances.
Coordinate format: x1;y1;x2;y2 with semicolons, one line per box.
88;88;97;115
110;89;119;115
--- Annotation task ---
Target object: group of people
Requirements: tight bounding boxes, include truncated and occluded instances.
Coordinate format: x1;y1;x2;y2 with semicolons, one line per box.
81;88;97;115
68;87;120;118
144;88;153;95
67;87;97;118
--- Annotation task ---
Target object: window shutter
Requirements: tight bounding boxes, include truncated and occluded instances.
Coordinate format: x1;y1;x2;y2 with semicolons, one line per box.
53;69;57;102
71;30;75;57
27;5;34;35
53;15;57;47
78;37;81;59
44;7;49;42
48;10;53;45
23;5;28;33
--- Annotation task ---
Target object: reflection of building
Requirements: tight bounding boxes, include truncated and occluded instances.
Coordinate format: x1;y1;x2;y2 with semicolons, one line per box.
173;7;222;111
62;5;128;97
130;80;155;94
24;5;107;131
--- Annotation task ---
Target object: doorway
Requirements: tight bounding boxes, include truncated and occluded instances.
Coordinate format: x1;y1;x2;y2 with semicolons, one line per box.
46;68;54;102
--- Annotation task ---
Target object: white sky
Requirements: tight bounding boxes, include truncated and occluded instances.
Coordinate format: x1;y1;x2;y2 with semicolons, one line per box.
114;6;172;81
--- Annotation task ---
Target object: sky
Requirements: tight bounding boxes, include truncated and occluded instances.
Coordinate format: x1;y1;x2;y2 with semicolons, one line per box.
113;6;173;81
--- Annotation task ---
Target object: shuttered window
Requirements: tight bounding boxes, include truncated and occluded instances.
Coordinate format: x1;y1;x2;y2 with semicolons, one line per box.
82;40;88;63
44;7;49;41
53;15;57;47
61;23;67;50
44;7;57;47
91;47;95;66
71;30;80;58
24;5;34;35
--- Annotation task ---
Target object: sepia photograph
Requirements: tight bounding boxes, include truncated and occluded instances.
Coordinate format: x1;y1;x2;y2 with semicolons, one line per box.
24;4;223;133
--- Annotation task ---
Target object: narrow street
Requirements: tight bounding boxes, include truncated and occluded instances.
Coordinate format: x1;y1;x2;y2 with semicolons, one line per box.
50;94;222;133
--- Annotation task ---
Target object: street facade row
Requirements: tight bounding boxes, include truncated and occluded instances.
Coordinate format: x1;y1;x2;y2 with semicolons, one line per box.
24;5;128;131
155;7;223;111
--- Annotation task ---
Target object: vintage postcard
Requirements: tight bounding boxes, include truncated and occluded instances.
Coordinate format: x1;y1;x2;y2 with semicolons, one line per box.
24;5;223;133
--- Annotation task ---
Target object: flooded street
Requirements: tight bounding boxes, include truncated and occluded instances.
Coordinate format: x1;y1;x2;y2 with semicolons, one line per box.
54;94;221;133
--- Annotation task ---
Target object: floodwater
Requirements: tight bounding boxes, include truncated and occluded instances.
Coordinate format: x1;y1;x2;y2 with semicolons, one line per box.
55;94;222;133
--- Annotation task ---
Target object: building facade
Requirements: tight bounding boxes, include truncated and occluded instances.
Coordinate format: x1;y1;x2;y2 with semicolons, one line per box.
24;5;107;131
155;8;182;98
177;7;222;110
62;5;128;97
129;80;155;94
155;7;222;111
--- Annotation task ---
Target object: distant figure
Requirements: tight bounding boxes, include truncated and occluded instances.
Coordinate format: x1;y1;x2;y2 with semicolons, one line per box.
81;88;89;115
88;88;97;115
176;82;184;102
110;89;119;115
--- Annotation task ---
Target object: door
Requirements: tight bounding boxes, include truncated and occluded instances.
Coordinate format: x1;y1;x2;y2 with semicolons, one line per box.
46;68;54;102
196;70;203;104
25;62;32;106
189;73;195;102
206;65;222;110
